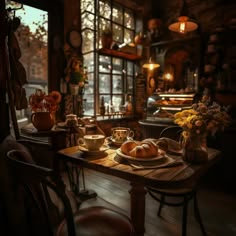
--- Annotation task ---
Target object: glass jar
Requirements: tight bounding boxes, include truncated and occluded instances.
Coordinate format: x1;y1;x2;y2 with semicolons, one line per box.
65;114;78;127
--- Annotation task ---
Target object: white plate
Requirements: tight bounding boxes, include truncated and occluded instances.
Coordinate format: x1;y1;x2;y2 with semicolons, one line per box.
79;144;109;156
116;148;166;163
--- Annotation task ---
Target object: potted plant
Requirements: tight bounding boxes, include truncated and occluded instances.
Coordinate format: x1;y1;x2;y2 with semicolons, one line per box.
174;92;231;163
29;89;61;131
101;28;113;49
65;57;88;95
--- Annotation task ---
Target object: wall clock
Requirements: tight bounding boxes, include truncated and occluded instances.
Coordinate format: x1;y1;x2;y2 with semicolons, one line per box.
67;29;82;48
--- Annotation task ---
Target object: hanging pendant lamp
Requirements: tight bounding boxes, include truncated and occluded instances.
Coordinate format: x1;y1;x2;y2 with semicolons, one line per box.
168;0;198;34
142;57;160;70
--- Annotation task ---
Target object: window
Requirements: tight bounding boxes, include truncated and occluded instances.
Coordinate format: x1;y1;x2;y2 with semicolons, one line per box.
81;0;137;117
6;1;48;129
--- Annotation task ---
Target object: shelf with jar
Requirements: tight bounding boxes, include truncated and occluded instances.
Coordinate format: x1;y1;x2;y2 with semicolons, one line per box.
200;25;234;94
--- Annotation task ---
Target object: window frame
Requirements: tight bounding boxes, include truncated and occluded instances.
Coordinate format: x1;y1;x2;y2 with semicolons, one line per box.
81;0;137;118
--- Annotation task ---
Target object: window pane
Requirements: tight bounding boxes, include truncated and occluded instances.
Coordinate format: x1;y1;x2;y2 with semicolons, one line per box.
84;53;94;73
112;58;122;74
81;12;94;29
127;61;133;75
112;75;122;93
81;0;95;13
124;29;134;44
99;55;111;73
112;4;123;24
112;23;123;43
124;9;134;29
84;73;94;94
102;95;111;110
112;95;122;111
83;94;94;115
82;29;94;53
127;76;133;92
99;1;111;19
99;74;110;93
99;18;111;32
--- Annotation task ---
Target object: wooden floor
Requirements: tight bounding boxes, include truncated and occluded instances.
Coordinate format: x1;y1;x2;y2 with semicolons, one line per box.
69;167;236;236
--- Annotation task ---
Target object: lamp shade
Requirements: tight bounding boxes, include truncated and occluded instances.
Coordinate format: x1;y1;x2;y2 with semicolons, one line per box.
168;0;198;34
142;57;160;70
168;16;198;33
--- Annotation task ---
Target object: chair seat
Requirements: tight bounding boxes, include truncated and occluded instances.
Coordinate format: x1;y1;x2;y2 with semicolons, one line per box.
147;186;195;196
57;206;134;236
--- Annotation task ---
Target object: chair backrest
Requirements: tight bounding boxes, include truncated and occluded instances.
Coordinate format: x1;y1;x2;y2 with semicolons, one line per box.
6;149;77;236
159;125;183;142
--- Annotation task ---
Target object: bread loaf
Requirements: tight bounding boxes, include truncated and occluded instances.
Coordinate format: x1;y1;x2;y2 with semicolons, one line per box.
120;139;158;158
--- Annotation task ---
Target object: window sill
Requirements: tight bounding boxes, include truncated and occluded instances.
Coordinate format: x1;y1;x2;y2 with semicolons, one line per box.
96;113;134;121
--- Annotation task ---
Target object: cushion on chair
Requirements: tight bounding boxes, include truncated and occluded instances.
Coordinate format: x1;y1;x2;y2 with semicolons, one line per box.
57;206;135;236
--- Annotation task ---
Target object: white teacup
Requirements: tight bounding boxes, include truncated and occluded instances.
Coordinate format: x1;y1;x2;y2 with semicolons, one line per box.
111;127;134;144
79;134;105;151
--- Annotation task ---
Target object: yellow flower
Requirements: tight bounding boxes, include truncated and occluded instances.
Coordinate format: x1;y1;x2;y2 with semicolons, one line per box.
187;123;192;129
174;99;231;137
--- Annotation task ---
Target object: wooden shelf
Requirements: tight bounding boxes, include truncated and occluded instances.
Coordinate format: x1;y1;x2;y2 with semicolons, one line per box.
98;48;142;61
151;35;200;47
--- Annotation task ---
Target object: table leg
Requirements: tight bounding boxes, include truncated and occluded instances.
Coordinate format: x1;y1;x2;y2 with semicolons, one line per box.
129;182;147;236
66;162;97;201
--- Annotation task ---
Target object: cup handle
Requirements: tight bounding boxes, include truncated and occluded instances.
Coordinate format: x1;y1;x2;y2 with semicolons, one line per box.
78;138;85;146
129;130;134;139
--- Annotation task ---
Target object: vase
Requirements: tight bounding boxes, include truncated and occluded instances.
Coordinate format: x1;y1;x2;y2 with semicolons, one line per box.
31;112;55;131
182;132;208;163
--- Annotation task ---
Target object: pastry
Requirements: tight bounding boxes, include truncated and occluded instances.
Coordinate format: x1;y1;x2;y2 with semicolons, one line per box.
120;139;158;158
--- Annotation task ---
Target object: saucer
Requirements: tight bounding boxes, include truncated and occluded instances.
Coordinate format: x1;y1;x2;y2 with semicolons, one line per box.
78;144;109;156
106;136;133;147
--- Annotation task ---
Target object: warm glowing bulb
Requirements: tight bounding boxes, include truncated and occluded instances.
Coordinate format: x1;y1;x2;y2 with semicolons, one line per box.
149;64;154;70
179;22;186;33
178;16;188;34
164;73;173;81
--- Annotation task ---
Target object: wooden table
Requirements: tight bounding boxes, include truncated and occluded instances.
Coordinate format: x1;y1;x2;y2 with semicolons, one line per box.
21;123;67;150
58;146;221;236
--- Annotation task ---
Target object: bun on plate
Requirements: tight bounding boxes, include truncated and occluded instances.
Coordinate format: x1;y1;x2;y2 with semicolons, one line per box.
120;140;138;155
120;139;158;158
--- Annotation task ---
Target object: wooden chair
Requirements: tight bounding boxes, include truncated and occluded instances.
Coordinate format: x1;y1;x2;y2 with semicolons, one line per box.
5;149;135;236
146;126;207;236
